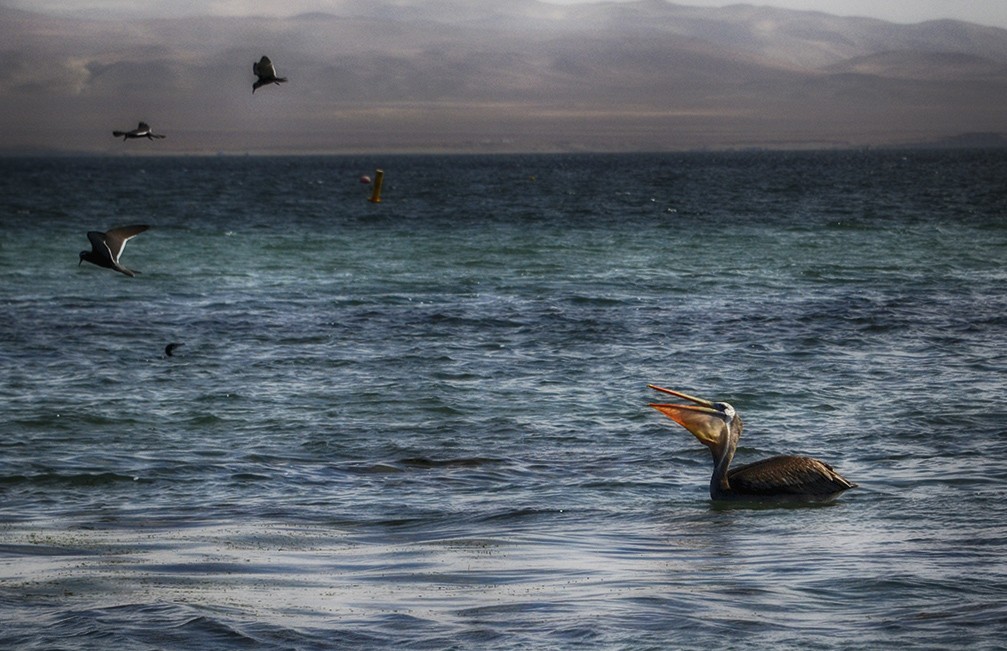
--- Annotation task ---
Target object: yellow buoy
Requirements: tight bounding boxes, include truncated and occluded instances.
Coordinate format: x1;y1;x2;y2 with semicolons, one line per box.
368;169;384;203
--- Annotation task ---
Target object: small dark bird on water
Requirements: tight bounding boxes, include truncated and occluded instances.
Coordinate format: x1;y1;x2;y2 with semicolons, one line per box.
253;56;287;93
78;225;149;277
112;122;166;140
164;342;184;357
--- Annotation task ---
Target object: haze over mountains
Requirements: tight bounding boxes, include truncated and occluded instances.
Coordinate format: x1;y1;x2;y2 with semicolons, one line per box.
3;0;1007;153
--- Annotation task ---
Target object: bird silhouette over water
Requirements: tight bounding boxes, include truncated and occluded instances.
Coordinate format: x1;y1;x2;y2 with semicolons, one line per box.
253;56;287;93
78;225;149;277
164;342;184;357
112;122;165;140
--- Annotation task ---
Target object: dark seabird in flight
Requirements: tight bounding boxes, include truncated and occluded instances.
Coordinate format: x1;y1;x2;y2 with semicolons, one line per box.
253;56;287;93
112;122;166;140
79;225;150;277
164;342;184;357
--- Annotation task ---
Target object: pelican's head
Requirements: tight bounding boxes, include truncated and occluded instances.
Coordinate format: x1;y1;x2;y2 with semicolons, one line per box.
647;385;741;450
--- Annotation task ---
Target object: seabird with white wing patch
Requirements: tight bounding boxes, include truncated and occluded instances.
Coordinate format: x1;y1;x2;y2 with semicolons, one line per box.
253;56;287;93
78;225;150;277
112;122;165;141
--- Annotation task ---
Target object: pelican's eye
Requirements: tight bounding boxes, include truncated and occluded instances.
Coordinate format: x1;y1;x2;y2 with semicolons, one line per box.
714;402;735;420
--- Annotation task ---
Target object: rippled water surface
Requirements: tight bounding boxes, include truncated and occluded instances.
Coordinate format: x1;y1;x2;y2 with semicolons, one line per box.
1;151;1006;649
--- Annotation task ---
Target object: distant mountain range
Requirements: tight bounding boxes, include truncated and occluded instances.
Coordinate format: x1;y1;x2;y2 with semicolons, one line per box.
2;1;1006;153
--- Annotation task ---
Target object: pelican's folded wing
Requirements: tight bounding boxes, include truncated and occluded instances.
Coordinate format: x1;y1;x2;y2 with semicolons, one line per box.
728;455;856;496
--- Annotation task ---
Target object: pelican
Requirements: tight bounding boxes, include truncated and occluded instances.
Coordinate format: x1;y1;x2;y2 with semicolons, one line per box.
112;122;165;140
78;225;149;277
648;385;856;501
253;56;287;93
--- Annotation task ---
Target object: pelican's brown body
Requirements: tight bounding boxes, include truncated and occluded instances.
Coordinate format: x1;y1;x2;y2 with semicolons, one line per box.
648;385;856;501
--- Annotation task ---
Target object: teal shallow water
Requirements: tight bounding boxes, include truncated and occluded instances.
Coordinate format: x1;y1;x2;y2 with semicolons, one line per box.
1;151;1006;649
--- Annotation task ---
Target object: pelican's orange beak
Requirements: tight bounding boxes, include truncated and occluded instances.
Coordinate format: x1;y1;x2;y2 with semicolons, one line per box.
648;384;725;449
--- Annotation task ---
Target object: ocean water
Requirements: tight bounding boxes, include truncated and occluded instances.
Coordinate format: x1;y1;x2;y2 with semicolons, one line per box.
0;150;1005;650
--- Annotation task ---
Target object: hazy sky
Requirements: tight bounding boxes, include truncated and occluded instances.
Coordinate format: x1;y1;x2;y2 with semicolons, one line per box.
7;0;1007;29
4;0;1006;154
645;1;1007;29
681;1;1007;28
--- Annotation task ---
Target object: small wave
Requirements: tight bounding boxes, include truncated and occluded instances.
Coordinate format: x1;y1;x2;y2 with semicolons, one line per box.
344;457;505;475
44;603;359;650
0;542;102;557
0;471;140;487
229;472;272;482
397;456;502;469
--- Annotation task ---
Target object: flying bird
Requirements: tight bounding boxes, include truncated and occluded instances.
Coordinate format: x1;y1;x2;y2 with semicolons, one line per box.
164;342;184;357
112;122;166;140
78;225;150;277
253;56;287;93
648;385;856;501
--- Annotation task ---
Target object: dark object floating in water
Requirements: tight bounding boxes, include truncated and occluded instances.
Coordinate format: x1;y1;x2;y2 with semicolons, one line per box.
648;385;856;501
78;225;149;277
368;169;385;204
253;55;287;93
165;342;184;357
112;122;165;140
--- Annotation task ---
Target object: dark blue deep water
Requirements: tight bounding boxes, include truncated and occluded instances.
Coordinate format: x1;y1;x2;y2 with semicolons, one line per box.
1;151;1005;649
